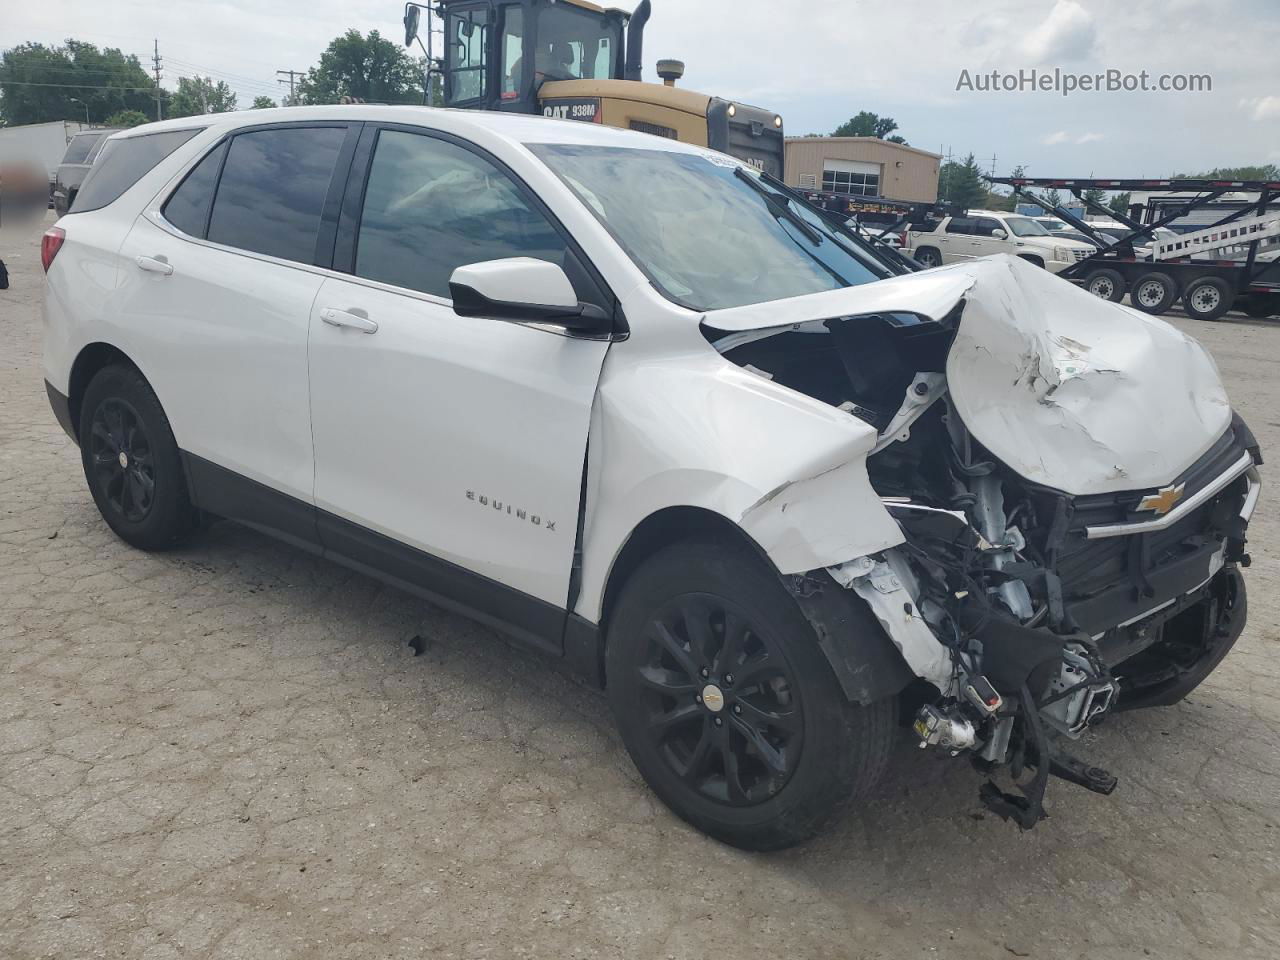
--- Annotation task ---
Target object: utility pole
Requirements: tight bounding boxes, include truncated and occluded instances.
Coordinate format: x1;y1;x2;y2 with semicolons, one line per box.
276;69;304;106
152;40;163;121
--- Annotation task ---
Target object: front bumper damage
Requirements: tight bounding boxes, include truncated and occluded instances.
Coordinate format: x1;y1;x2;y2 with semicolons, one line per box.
820;431;1258;828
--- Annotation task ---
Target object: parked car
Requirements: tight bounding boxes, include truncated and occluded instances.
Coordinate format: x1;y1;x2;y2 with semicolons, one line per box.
42;107;1259;848
52;128;117;215
906;209;1095;272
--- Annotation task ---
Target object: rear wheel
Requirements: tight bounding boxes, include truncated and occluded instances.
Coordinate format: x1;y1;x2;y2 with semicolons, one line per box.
606;541;894;851
1130;271;1178;314
1084;268;1127;302
79;365;197;550
913;247;941;268
1182;276;1233;321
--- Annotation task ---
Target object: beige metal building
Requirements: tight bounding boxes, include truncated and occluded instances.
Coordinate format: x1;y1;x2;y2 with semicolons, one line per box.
784;137;941;203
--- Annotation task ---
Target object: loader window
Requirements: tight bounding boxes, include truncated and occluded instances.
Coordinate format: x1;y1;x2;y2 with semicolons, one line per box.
501;8;524;98
534;5;620;82
446;6;489;103
530;143;888;311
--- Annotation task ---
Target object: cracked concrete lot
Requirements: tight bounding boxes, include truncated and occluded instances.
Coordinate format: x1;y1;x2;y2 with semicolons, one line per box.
2;212;1279;960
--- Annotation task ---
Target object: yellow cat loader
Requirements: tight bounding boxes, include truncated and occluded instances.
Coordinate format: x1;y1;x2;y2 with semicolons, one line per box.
403;0;785;177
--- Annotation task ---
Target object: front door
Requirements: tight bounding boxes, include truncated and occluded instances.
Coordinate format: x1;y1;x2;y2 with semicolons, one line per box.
308;126;611;645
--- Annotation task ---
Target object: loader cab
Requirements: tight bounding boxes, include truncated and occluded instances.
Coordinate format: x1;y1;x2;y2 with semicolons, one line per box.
439;0;627;113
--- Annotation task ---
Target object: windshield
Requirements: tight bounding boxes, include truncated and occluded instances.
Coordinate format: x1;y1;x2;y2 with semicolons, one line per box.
1005;217;1050;237
528;144;889;310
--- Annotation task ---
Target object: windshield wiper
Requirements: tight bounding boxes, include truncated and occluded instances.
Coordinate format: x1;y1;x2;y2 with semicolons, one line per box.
734;166;823;245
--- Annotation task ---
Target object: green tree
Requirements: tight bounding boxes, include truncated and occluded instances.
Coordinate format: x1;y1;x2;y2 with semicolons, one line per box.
250;95;277;109
1041;187;1064;212
1081;186;1108;212
1173;164;1279;181
104;109;149;128
938;153;986;209
168;76;237;117
0;40;157;126
831;110;907;145
297;30;424;105
1107;192;1132;218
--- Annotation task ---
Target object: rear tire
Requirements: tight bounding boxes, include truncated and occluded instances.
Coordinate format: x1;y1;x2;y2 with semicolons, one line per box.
79;365;197;551
913;247;941;268
1084;268;1126;303
1243;298;1276;319
606;540;894;851
1130;271;1178;315
1181;276;1232;321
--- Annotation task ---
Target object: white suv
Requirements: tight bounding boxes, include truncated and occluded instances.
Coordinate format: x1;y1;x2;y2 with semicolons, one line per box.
42;107;1258;847
909;209;1095;272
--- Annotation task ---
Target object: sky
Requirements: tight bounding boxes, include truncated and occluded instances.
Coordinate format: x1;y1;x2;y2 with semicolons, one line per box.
6;0;1279;177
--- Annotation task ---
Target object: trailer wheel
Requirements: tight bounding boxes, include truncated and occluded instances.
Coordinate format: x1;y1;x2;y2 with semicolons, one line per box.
913;247;942;268
1182;276;1233;321
1084;268;1126;303
1130;272;1177;315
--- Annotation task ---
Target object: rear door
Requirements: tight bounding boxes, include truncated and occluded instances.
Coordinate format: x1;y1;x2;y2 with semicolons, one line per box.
115;121;358;527
940;216;975;262
308;125;612;643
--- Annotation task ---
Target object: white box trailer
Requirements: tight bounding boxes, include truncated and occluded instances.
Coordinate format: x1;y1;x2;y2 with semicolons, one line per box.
0;120;88;186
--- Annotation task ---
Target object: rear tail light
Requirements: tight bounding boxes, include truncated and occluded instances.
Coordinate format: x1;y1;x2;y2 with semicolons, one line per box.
41;226;66;273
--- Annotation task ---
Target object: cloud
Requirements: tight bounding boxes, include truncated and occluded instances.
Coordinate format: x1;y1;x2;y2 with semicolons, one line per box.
1240;96;1280;120
1019;0;1099;62
1042;131;1105;145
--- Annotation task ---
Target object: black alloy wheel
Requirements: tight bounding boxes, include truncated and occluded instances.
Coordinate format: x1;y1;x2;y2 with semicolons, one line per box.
636;594;803;806
87;397;156;523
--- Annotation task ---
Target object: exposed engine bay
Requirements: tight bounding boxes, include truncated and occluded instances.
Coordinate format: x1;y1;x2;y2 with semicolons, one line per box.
710;285;1260;828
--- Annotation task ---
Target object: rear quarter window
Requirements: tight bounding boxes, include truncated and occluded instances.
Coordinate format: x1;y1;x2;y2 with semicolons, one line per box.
72;129;203;214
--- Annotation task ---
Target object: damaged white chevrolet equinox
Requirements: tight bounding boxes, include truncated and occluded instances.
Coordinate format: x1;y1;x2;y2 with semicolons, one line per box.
43;107;1260;849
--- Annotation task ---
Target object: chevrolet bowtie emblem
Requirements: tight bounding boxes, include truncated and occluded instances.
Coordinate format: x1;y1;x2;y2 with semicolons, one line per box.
1137;482;1186;515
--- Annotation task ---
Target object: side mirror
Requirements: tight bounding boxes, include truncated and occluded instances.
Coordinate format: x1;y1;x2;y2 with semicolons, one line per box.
403;4;420;46
449;258;609;332
990;227;1007;239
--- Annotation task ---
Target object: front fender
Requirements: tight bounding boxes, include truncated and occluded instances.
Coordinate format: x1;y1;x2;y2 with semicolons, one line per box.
575;348;904;623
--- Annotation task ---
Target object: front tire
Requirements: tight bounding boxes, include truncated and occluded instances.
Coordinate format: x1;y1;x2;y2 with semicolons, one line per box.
606;541;894;850
1084;268;1127;302
913;246;941;268
79;365;197;551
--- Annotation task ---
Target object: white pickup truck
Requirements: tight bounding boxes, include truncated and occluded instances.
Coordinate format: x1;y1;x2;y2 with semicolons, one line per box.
907;209;1095;273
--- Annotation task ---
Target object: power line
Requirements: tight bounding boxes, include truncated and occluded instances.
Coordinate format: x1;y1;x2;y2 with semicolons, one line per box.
0;79;158;91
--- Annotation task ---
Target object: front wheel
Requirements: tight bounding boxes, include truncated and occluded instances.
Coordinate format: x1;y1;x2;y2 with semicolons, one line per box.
1130;271;1178;314
1084;268;1127;303
606;541;894;850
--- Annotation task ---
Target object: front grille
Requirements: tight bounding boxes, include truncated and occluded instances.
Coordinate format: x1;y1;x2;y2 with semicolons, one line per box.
1072;249;1091;261
1044;428;1250;616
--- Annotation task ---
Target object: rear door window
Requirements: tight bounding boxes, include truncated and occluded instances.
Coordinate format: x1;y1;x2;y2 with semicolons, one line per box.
352;129;568;299
162;141;228;238
207;126;348;264
61;133;103;165
72;129;202;213
945;217;974;235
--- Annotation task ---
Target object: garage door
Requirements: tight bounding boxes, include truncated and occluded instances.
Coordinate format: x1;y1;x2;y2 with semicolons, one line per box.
822;159;881;197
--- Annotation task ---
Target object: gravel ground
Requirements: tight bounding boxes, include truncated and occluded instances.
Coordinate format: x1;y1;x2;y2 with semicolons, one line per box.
2;213;1279;960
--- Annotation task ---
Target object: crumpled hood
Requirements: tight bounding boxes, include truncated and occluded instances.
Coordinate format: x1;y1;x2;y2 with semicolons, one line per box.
703;255;1232;496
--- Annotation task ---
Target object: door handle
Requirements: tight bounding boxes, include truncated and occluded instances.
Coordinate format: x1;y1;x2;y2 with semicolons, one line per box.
136;255;173;276
320;307;378;334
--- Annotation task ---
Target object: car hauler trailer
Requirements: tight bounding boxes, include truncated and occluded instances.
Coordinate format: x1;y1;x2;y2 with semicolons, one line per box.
989;176;1280;320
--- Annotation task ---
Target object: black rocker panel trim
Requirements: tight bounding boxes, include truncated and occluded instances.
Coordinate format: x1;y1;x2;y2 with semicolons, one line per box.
181;451;570;657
